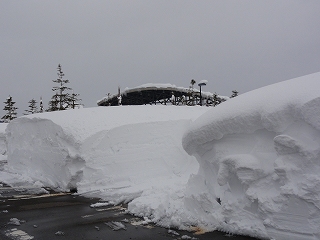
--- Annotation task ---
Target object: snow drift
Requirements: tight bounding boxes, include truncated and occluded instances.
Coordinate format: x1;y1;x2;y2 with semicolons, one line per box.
182;72;320;239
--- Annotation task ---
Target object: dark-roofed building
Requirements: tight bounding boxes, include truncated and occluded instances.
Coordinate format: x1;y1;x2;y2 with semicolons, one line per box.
97;83;228;107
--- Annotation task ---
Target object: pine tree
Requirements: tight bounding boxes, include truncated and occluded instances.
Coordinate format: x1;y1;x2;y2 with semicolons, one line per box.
117;87;122;106
49;64;81;111
51;64;72;111
46;93;59;112
39;97;44;113
68;92;82;109
24;98;38;115
189;79;196;106
2;96;18;122
190;79;196;89
230;90;239;98
212;93;227;106
212;93;222;106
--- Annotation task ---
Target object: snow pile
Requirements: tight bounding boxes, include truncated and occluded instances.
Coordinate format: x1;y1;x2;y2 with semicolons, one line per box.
4;106;209;195
2;72;320;240
0;123;7;159
181;72;320;239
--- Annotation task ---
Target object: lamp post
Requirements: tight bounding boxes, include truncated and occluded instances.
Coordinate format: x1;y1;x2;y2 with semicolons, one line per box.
198;80;208;106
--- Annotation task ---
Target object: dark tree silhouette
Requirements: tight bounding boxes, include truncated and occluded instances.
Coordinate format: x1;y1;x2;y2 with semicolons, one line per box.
48;64;81;111
24;98;38;115
2;96;18;122
230;90;239;98
51;64;71;110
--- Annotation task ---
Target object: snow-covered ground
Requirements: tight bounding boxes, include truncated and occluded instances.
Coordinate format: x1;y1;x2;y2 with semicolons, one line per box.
2;72;320;240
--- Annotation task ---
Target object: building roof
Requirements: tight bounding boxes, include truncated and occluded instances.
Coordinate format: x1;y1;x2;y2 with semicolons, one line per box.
97;83;227;106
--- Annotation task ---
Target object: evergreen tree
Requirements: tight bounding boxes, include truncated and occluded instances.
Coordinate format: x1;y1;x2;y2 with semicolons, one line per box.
46;93;59;112
2;96;18;122
189;79;196;106
190;79;196;89
24;98;38;115
212;93;222;106
117;87;122;106
49;64;81;111
51;64;72;111
230;90;239;98
68;92;82;109
39;97;44;113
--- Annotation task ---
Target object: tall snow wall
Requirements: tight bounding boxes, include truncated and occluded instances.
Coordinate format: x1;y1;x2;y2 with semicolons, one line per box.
0;123;7;152
0;123;7;160
5;106;209;193
182;72;320;240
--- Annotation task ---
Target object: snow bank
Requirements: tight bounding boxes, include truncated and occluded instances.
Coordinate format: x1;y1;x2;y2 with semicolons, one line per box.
4;106;209;193
78;120;198;203
0;123;7;159
182;72;320;239
3;73;320;240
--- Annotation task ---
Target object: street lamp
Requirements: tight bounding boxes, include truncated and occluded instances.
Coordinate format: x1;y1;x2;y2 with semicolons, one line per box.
198;80;208;106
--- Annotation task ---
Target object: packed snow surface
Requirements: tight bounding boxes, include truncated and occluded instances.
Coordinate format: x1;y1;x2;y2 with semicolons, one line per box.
2;72;320;240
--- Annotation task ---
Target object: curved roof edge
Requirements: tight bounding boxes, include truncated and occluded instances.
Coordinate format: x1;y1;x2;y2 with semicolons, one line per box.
97;83;218;105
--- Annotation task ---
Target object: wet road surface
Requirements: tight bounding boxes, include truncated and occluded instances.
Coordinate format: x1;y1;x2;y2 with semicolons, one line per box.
0;184;260;240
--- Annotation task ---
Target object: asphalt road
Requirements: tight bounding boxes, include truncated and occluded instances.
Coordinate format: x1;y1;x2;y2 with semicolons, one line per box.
0;184;260;240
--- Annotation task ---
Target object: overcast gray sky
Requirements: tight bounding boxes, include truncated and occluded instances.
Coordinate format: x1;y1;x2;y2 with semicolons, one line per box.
1;0;320;116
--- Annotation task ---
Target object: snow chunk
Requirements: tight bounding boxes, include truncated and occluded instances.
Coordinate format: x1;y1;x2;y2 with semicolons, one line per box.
168;229;180;235
8;218;23;226
5;118;82;191
90;202;111;208
55;231;65;236
5;228;34;240
105;221;126;231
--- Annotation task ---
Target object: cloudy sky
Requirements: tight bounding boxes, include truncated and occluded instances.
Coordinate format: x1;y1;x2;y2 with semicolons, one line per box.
1;0;320;116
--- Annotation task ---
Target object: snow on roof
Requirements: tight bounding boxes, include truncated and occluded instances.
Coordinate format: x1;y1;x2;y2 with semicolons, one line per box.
123;83;190;94
198;79;208;85
97;83;215;104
